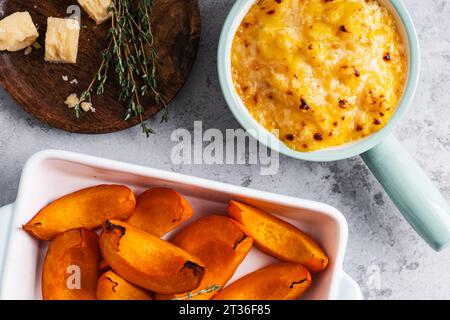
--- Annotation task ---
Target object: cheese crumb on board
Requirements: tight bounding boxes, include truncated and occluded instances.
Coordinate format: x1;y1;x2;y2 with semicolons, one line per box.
0;12;39;52
64;93;95;113
45;17;80;64
64;93;79;109
31;41;41;49
77;0;112;25
24;46;32;55
81;101;93;112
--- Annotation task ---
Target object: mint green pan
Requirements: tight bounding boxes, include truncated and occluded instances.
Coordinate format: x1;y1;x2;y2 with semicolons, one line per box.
218;0;450;251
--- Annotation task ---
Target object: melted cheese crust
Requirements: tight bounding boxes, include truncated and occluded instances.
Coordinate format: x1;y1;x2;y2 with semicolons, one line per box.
232;0;407;151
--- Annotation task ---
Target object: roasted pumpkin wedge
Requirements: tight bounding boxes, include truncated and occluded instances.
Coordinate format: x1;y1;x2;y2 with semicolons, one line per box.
100;220;206;294
42;228;100;300
126;188;193;237
214;263;311;300
97;270;154;300
156;215;253;300
24;185;136;240
228;200;328;272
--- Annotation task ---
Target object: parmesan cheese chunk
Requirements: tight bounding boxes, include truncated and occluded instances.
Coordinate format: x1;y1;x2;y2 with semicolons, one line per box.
0;12;39;52
77;0;112;25
45;17;80;64
65;93;79;109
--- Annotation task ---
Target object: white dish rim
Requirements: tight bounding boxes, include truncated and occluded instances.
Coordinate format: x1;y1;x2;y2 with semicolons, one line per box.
0;149;360;300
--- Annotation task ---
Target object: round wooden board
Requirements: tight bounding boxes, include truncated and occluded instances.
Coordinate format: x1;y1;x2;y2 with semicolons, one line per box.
0;0;200;133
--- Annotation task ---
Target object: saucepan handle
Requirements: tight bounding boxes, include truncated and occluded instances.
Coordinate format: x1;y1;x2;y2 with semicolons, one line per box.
361;135;450;251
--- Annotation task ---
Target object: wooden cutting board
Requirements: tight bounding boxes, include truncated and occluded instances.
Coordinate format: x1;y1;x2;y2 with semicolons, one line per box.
0;0;200;133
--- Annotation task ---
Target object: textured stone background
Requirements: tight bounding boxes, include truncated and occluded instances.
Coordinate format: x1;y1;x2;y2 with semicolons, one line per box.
0;0;449;299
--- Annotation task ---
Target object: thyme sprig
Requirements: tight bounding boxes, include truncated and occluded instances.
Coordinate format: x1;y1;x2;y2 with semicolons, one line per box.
171;285;222;300
72;42;112;118
72;0;167;137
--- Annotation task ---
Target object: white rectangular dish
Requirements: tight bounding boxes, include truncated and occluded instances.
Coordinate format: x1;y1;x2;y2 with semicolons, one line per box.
0;150;362;300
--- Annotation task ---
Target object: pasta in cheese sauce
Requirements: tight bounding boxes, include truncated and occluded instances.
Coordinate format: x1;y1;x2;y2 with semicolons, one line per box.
232;0;407;151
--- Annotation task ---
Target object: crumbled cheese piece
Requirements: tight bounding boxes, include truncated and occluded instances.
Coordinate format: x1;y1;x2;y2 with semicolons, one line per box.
45;17;80;64
81;102;93;112
62;75;69;81
0;12;39;52
77;0;112;25
24;46;32;55
70;78;78;85
65;93;79;109
31;41;41;49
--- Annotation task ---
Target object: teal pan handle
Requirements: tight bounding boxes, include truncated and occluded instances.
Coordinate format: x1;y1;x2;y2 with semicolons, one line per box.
361;135;450;251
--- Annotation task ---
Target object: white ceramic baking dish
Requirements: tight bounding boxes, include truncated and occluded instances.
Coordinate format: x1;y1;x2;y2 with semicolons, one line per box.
0;150;362;300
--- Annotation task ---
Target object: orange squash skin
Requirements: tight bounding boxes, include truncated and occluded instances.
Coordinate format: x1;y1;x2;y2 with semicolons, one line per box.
126;188;193;237
42;228;101;300
214;263;312;300
100;220;206;294
24;185;136;240
156;215;253;300
97;270;154;300
227;201;328;272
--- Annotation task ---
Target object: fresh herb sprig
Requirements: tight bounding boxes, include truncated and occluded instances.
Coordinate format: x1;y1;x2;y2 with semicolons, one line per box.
171;285;222;300
72;0;167;137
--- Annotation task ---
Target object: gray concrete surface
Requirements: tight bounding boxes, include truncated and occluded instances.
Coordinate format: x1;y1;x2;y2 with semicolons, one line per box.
1;0;449;299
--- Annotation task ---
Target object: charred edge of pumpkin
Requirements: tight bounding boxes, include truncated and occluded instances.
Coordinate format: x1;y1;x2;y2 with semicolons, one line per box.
183;261;205;277
290;279;308;289
232;234;248;250
172;215;183;223
78;229;86;248
23;222;42;230
106;276;120;293
105;220;126;236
